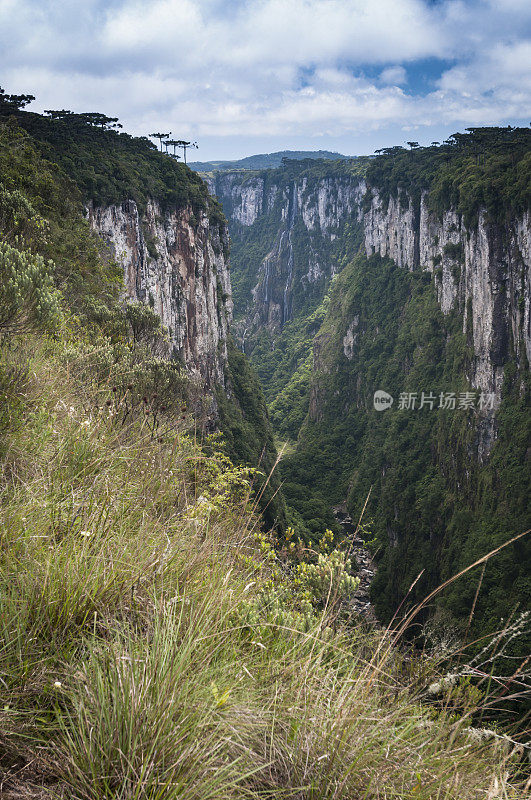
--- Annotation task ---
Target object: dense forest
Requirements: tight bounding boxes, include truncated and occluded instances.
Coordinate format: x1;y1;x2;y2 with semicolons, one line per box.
367;126;531;225
208;126;530;680
0;87;218;216
281;253;529;647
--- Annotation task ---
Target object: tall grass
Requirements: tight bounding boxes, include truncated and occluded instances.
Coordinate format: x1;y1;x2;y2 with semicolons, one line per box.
0;336;528;799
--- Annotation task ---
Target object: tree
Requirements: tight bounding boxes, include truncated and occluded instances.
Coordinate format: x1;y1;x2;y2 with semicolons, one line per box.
150;132;171;152
44;111;123;130
0;87;35;113
79;113;123;130
163;139;182;159
0;240;62;334
406;141;420;149
43;110;74;120
374;146;405;156
173;139;198;164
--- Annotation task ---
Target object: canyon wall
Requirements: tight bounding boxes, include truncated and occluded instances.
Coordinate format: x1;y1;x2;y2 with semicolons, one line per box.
211;163;529;459
206;166;365;334
87;198;232;387
364;191;530;406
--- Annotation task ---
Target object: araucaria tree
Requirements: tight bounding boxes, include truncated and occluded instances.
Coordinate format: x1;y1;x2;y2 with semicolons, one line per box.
150;132;171;152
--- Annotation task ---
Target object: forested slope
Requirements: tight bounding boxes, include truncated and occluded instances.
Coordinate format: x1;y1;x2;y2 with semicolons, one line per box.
280;129;530;657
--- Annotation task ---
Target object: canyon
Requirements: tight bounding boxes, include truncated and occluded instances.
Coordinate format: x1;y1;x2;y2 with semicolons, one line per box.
204;141;530;635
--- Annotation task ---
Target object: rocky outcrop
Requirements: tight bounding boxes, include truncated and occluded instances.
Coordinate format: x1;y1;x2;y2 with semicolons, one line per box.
364;191;530;409
86;198;232;387
205;174;268;227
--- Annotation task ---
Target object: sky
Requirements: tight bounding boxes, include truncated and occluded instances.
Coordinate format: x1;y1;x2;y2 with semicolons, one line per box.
0;0;530;161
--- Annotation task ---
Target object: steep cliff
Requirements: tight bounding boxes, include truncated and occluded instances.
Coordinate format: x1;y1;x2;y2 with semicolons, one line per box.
207;161;367;334
364;192;530;415
279;129;530;643
206;159;368;419
87;198;232;387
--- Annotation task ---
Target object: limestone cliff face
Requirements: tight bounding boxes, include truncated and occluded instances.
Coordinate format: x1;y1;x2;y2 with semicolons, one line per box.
364;191;530;408
207;169;365;334
86;198;232;387
205;173;271;227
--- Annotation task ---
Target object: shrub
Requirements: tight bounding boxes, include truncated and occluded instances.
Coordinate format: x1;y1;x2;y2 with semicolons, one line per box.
0;239;62;333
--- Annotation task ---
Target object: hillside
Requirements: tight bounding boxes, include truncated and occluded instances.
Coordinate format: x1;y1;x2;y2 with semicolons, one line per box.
0;91;285;528
189;149;351;172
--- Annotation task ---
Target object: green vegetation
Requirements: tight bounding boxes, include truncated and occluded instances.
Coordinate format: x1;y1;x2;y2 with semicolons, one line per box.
215;337;286;530
368;126;531;226
2;329;527;797
0;101;279;521
1;100;527;799
190;148;351;172
0;118;121;318
0;91;529;796
0;239;62;334
0;88;220;217
281;252;530;675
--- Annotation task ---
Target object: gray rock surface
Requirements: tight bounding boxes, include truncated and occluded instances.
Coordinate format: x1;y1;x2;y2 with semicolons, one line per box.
87;198;232;387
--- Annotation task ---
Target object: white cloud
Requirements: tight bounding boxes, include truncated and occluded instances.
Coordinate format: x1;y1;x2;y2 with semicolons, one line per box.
0;0;530;156
380;66;408;86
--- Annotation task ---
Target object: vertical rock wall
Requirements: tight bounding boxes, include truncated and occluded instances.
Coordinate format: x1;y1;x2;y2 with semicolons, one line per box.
208;170;365;334
87;198;232;387
364;191;530;404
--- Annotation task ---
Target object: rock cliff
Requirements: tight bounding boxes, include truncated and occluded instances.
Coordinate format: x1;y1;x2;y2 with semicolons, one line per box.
212;161;528;459
215;169;529;398
206;164;366;335
364;191;530;408
87;198;232;387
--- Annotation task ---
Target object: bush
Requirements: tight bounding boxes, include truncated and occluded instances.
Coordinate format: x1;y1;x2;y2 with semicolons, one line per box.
0;239;62;333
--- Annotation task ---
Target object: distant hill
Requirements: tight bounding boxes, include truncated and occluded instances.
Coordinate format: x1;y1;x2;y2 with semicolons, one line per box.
188;149;351;172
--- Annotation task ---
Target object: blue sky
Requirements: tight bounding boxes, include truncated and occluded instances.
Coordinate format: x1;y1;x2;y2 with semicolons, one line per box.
0;0;530;160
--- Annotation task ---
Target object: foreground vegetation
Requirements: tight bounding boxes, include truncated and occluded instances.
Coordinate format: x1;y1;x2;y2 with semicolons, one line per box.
1;332;529;798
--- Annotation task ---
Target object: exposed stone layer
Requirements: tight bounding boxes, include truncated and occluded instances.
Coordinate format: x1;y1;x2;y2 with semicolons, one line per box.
208;170;365;333
87;198;232;387
364;191;530;404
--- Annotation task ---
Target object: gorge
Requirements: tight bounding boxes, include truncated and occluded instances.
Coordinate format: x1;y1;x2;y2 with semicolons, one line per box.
1;92;530;796
204;131;530;645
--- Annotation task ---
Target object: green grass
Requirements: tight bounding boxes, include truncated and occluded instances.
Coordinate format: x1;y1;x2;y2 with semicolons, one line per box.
0;333;528;799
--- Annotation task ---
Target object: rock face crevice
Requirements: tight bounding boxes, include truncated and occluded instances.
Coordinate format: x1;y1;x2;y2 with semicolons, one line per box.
86;198;232;387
